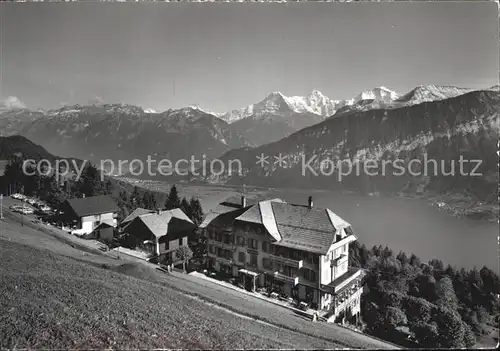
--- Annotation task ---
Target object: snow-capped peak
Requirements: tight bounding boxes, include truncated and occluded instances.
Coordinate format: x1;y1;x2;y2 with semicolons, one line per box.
188;104;222;117
143;108;157;114
354;86;399;103
396;85;471;104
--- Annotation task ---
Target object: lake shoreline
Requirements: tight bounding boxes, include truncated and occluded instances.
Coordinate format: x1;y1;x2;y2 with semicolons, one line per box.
117;176;499;224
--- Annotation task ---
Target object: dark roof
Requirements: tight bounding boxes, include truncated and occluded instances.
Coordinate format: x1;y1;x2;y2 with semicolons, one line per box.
199;195;256;229
66;195;119;218
92;222;115;231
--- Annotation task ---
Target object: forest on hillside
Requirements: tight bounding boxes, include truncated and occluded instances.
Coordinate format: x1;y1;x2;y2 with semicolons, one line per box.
350;241;499;347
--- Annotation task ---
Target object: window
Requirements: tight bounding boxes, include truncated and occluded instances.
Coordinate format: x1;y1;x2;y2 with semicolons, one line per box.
302;269;316;282
249;238;258;250
209;245;215;254
178;238;182;246
262;241;269;253
310;270;317;282
165;241;170;250
208;231;214;240
237;236;245;246
238;252;246;263
249;254;258;267
291;250;301;260
275;263;284;274
215;232;222;242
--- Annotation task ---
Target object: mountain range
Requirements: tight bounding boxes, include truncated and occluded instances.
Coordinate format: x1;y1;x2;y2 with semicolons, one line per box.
0;104;252;172
201;86;499;213
1;85;498;208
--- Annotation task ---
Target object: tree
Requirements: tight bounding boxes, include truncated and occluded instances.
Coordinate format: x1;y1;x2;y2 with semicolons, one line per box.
131;186;141;207
396;251;409;265
480;266;500;294
384;306;407;329
45;174;68;206
164;185;181;210
409;253;421;267
436;276;459;310
175;245;193;272
404;296;434;325
411;321;440;348
462;322;476;348
142;192;157;210
180;197;190;216
189;197;204;226
77;162;105;197
433;306;465;348
382;290;404;309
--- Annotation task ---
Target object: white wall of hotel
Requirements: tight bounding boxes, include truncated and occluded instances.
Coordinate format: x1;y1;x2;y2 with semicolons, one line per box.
158;236;189;260
206;226;362;320
71;212;117;235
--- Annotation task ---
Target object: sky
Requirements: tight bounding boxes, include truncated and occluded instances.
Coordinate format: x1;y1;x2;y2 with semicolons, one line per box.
0;2;498;113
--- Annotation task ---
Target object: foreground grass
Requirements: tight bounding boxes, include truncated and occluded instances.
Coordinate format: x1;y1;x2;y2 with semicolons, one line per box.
0;240;352;349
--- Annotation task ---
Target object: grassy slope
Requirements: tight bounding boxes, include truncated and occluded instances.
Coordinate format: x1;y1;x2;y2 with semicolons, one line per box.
0;211;397;349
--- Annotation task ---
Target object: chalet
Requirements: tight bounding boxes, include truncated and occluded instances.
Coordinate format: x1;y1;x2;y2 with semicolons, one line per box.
62;195;119;235
200;195;363;325
122;208;197;264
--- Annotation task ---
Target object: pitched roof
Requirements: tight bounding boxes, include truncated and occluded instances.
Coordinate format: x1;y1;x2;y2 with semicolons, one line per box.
121;207;154;225
66;195;119;218
199;195;256;229
239;200;352;255
234;198;285;241
92;222;114;231
136;208;194;238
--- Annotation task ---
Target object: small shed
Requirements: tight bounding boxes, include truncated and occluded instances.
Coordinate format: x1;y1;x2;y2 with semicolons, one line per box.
87;222;115;243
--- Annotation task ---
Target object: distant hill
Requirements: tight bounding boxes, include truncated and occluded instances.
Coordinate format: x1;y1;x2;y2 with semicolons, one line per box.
0;135;57;161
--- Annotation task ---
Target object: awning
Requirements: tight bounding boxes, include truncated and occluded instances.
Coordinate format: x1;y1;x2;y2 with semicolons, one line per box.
238;268;259;277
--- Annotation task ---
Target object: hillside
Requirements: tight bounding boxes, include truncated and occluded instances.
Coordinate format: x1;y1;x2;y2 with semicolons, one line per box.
201;88;499;217
0;135;57;161
0;213;396;349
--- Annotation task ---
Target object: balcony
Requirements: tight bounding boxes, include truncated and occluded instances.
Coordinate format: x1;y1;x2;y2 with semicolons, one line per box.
273;271;299;285
330;254;348;267
207;239;235;250
321;267;363;295
213;256;233;265
269;254;303;269
300;260;318;271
